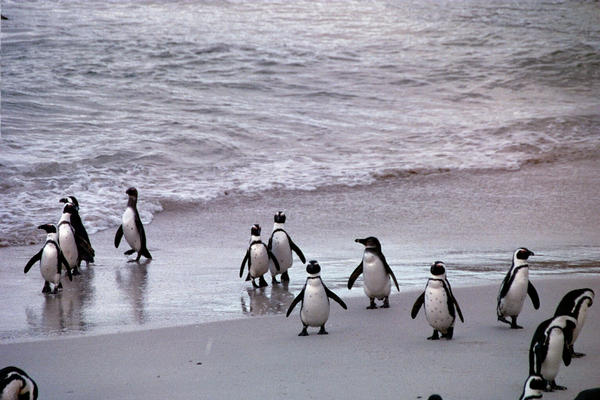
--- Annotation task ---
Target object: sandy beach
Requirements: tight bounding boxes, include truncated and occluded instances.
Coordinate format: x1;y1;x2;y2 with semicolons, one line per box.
2;276;598;400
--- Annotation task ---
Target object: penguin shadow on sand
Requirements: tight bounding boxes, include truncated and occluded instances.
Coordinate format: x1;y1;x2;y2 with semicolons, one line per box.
240;285;295;316
115;260;150;324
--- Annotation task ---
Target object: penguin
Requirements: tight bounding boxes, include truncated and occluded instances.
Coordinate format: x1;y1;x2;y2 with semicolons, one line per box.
114;187;152;262
348;236;399;309
553;288;594;358
24;224;72;293
518;375;546;400
411;261;464;340
59;196;95;264
286;260;347;336
574;388;600;400
428;396;443;400
529;314;577;392
0;366;38;400
267;211;306;284
240;224;280;288
57;203;93;275
497;247;539;329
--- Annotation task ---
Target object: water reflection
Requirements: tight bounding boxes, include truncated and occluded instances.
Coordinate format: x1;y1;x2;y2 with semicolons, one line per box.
115;260;149;324
240;284;295;316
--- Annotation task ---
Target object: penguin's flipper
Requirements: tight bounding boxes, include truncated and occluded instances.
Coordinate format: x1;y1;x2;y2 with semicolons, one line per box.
454;298;465;323
267;247;281;271
411;292;425;319
58;250;73;281
286;288;305;317
141;248;152;259
347;262;363;289
267;235;273;250
135;213;150;258
534;342;547;373
114;225;123;248
380;252;399;291
444;280;464;323
24;249;43;274
288;235;306;264
324;284;347;309
498;270;511;300
563;341;572;366
240;250;249;278
124;249;136;255
528;282;540;309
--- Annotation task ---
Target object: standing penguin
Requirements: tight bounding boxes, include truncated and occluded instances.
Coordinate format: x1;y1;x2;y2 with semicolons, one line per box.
0;366;38;400
553;288;594;358
411;261;464;340
497;247;540;329
518;375;546;400
240;224;280;288
529;315;577;392
24;224;73;294
114;187;152;262
286;260;347;336
59;196;95;264
57;203;93;275
348;236;399;309
268;211;306;284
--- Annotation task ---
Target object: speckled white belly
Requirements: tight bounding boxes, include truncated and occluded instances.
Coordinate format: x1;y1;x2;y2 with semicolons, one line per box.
301;280;330;327
40;244;61;285
425;280;454;332
269;231;292;275
499;268;529;316
122;207;141;251
58;223;78;268
540;330;564;380
249;243;269;278
363;252;391;299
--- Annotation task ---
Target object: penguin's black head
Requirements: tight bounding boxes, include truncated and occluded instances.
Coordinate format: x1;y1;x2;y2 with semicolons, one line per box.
428;395;443;400
126;187;138;198
59;196;79;208
355;236;381;249
251;224;261;236
274;211;286;224
37;224;56;233
430;261;445;276
306;260;321;275
515;248;534;260
528;376;545;391
62;203;78;215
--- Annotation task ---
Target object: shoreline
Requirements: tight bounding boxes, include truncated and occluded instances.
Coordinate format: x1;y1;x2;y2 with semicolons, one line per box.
2;276;598;400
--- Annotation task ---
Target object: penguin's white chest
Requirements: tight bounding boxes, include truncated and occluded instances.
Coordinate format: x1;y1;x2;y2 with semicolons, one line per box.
40;244;61;284
362;252;391;299
500;268;529;316
249;243;269;277
269;231;292;274
540;330;564;380
58;223;77;267
301;280;330;327
122;207;141;251
425;280;454;332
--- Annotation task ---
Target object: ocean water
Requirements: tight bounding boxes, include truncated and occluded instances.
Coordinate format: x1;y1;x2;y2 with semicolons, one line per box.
2;0;599;246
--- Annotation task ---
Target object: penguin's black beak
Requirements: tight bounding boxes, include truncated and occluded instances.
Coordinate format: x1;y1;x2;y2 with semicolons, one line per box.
529;250;535;256
355;238;366;245
59;198;68;203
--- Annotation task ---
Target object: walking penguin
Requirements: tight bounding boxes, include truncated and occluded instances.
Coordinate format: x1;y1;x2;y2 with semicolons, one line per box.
114;187;152;262
268;211;306;284
59;196;95;265
240;224;280;288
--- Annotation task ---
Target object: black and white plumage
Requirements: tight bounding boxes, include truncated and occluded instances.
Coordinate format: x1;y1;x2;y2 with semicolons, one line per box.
553;288;594;358
286;260;347;336
574;388;600;400
59;196;95;264
57;203;93;275
267;211;306;284
348;236;399;309
529;315;577;392
114;187;152;262
0;366;38;400
518;375;545;400
240;224;280;288
497;247;539;329
24;224;72;294
411;261;464;340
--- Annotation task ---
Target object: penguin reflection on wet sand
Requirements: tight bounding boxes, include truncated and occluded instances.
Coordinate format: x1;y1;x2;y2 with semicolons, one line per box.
24;224;73;294
411;261;464;340
268;211;306;284
286;260;347;336
59;196;95;265
529;314;577;392
497;247;539;329
0;366;38;400
114;187;152;262
553;288;594;358
240;224;280;288
348;236;399;309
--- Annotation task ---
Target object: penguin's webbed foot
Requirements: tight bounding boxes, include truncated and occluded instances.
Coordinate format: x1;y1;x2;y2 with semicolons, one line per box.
52;286;60;294
510;316;523;329
318;326;328;335
281;271;290;282
549;381;567;391
271;276;280;285
298;326;309;336
572;351;585;358
427;330;440;340
366;299;377;309
124;249;136;255
72;267;81;276
42;281;52;293
381;297;390;308
251;279;259;289
258;276;268;287
442;327;454;340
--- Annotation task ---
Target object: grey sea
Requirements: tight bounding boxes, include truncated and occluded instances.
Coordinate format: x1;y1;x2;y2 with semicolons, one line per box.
1;0;599;342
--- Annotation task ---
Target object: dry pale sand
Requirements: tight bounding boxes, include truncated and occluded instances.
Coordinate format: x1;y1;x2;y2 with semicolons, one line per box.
2;275;598;400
